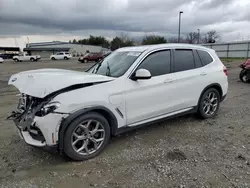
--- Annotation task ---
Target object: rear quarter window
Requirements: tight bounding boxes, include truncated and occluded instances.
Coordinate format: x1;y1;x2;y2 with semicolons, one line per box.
197;50;213;66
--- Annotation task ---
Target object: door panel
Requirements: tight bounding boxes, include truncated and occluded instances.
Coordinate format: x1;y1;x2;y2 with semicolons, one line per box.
124;74;178;125
124;49;181;125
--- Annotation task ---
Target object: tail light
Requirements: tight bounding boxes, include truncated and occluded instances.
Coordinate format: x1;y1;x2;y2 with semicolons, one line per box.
223;66;228;76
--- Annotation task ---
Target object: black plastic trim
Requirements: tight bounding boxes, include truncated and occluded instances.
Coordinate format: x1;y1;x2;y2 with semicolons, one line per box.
115;107;197;135
221;94;227;102
115;108;124;118
198;83;223;104
58;106;118;152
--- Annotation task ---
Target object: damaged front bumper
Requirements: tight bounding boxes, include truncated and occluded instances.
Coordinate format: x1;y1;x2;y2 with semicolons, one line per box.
8;111;66;147
7;94;68;147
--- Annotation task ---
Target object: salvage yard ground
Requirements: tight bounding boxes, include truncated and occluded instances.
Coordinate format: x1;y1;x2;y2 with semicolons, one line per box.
0;59;250;188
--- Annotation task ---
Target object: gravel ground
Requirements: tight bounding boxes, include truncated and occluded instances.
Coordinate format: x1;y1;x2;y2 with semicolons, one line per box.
0;59;250;188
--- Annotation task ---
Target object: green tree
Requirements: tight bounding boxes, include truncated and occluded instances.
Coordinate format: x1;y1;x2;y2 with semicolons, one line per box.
110;36;134;51
72;39;77;44
76;36;110;48
141;35;167;45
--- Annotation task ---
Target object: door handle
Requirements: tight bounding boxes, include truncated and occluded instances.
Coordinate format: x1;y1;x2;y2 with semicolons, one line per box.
200;72;207;76
164;79;174;83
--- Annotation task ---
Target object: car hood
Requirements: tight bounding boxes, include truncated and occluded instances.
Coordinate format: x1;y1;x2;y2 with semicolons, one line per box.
8;68;115;98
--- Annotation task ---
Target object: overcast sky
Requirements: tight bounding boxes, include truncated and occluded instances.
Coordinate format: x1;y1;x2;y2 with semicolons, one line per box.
0;0;249;48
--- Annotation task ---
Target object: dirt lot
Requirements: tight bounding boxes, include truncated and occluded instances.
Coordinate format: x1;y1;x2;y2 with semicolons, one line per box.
0;59;250;188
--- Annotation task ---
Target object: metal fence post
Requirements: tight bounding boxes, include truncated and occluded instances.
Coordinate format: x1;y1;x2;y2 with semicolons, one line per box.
226;44;229;59
247;42;250;59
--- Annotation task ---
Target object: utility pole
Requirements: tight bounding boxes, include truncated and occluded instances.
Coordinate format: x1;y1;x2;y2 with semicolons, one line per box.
197;29;200;44
27;37;30;47
178;11;183;43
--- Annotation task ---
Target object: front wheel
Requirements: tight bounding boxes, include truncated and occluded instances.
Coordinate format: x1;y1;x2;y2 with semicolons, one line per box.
197;88;220;119
51;57;55;60
239;69;249;83
64;57;68;60
84;59;88;63
63;112;110;161
30;58;35;62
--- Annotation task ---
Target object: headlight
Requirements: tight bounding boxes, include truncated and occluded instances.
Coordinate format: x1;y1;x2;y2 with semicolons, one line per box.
37;101;60;117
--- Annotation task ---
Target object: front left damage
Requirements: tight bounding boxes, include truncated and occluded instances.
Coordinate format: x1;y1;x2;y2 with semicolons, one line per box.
7;83;112;148
7;92;67;147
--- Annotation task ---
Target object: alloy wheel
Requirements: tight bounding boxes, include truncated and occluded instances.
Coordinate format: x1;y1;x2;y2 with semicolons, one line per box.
71;120;105;155
203;91;219;116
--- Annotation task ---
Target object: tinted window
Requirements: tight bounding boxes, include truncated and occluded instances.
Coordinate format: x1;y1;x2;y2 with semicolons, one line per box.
65;52;69;55
174;49;195;72
193;50;203;68
57;53;63;55
137;50;171;77
197;50;213;66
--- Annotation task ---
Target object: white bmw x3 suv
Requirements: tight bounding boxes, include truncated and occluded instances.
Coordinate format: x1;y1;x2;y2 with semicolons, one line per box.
8;44;228;161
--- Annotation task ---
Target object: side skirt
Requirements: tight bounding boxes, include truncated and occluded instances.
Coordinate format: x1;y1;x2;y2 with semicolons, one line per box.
114;106;198;136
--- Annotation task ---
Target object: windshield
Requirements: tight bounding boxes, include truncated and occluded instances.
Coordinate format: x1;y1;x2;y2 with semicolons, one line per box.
86;51;141;77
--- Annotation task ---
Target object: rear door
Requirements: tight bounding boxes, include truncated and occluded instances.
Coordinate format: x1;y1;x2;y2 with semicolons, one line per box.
171;49;206;109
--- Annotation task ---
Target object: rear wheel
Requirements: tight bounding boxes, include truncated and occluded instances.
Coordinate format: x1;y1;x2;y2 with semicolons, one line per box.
64;57;68;60
14;58;19;62
197;88;220;119
63;112;110;161
51;57;55;60
30;58;35;62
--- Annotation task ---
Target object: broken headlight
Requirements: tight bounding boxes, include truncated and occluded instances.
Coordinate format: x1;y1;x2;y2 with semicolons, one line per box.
36;101;60;117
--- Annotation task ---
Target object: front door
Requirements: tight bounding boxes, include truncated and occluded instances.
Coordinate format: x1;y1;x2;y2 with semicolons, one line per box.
124;49;178;126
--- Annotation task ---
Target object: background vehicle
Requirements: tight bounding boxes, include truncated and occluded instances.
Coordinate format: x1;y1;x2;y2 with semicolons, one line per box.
50;52;72;60
8;44;228;161
0;57;3;63
13;52;41;62
239;59;250;83
103;51;112;58
78;52;104;63
0;53;17;59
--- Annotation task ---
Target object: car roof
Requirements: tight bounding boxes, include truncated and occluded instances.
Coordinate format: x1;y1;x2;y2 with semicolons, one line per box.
116;43;214;53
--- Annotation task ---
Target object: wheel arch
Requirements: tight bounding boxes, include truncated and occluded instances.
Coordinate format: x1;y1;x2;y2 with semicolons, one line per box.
58;106;118;152
198;83;223;105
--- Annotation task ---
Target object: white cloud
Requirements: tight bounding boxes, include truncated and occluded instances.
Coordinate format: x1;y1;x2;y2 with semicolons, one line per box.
0;0;249;47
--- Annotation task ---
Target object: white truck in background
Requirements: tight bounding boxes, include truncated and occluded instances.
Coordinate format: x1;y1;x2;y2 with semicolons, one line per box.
13;52;41;62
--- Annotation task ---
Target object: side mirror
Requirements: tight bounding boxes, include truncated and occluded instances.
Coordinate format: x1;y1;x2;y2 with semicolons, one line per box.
132;69;152;80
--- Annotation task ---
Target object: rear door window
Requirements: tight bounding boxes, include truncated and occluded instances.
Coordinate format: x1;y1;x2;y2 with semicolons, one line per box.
193;50;203;68
173;49;195;72
197;50;213;66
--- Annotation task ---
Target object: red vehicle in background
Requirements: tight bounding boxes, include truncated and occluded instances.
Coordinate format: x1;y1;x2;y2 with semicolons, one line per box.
239;59;250;83
78;52;104;63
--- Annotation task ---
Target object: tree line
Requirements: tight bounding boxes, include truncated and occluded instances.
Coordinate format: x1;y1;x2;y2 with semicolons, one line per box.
69;30;220;51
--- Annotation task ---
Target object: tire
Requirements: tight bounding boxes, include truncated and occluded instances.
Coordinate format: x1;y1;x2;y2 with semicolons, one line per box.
64;57;68;60
197;88;220;119
84;59;88;63
30;58;35;62
63;112;111;161
14;59;19;62
51;57;55;60
239;70;249;83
